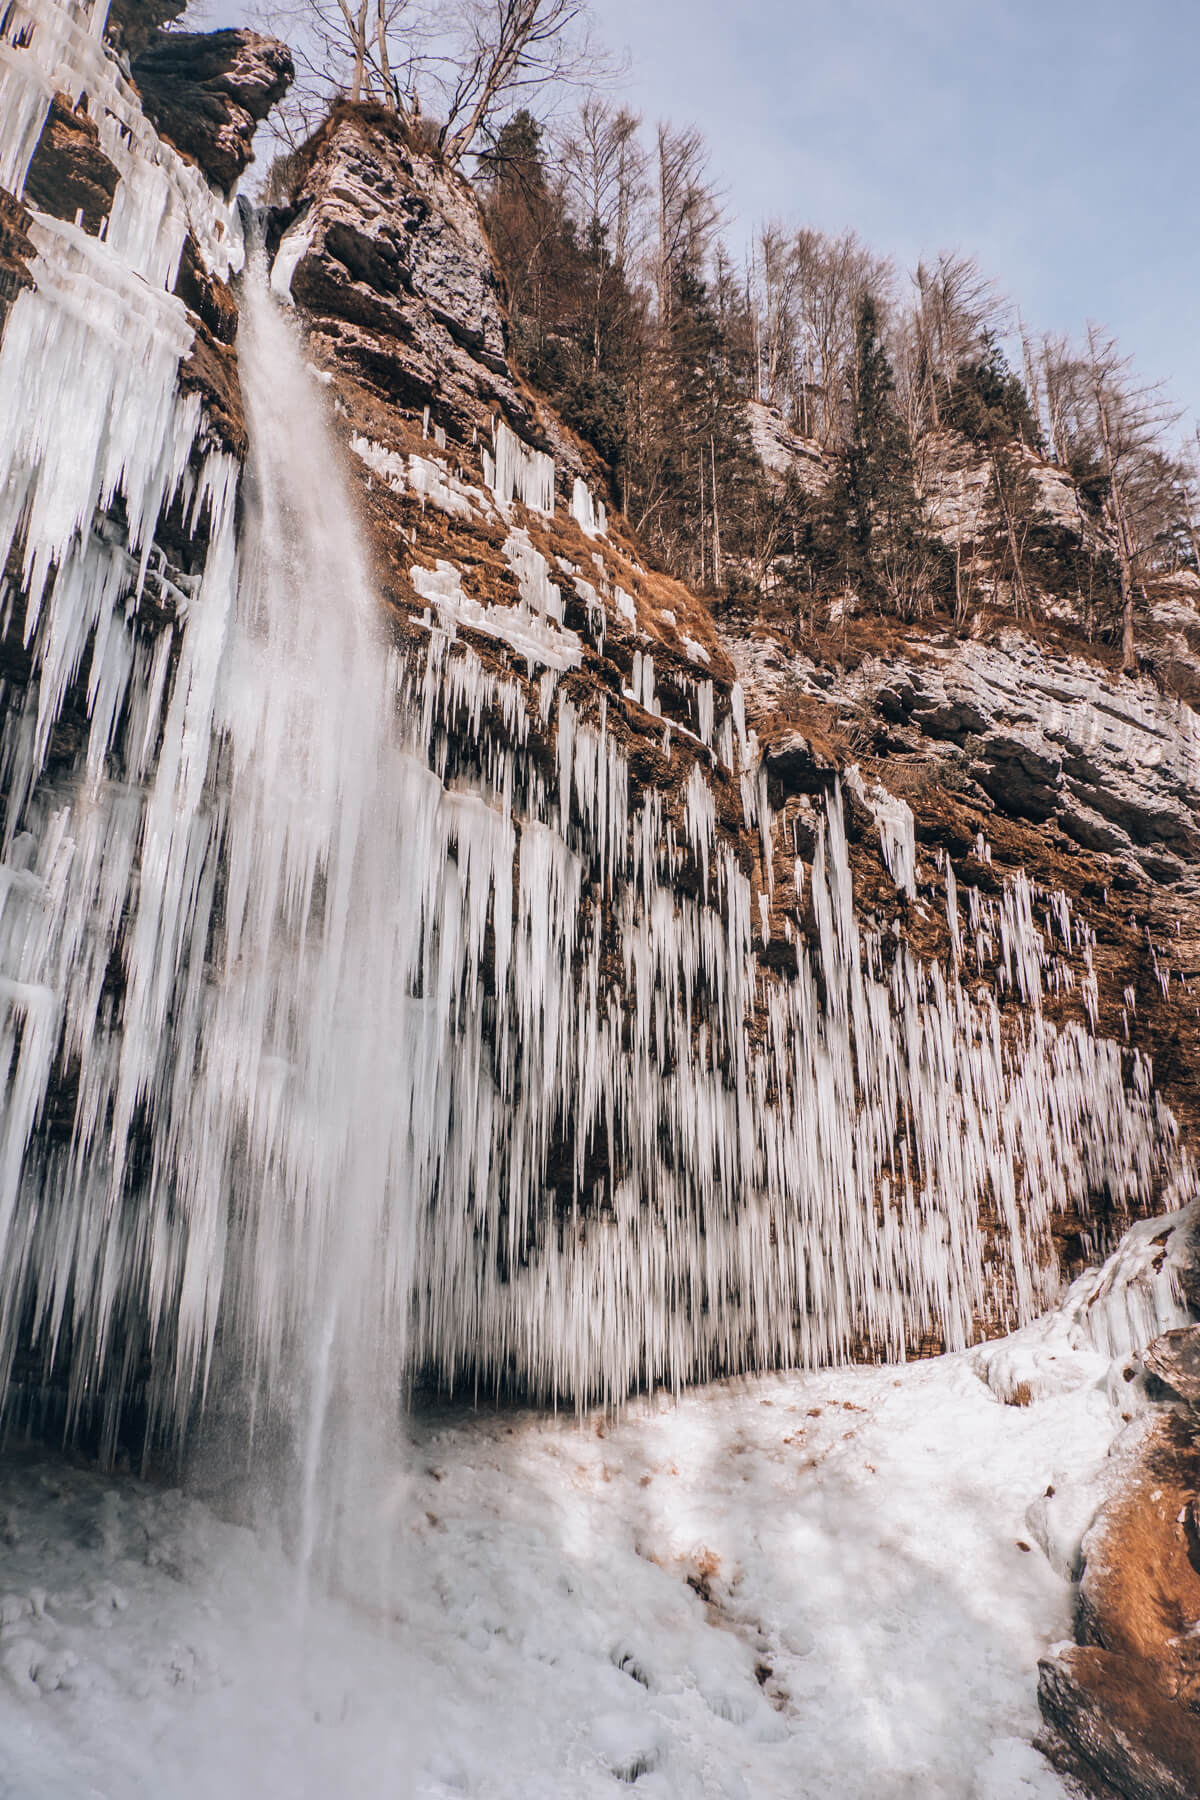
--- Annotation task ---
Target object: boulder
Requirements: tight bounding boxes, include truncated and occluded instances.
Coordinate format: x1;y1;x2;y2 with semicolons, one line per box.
1039;1645;1200;1800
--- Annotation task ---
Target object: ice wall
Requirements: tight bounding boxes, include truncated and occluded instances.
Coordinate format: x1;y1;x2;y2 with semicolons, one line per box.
0;4;1182;1457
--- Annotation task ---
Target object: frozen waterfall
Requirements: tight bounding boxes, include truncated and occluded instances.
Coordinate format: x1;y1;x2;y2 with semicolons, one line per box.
0;0;1184;1474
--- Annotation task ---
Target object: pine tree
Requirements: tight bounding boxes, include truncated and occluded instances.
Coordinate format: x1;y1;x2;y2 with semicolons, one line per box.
830;294;935;614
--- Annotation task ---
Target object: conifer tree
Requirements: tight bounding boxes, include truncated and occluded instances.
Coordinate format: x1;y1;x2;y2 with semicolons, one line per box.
831;294;933;614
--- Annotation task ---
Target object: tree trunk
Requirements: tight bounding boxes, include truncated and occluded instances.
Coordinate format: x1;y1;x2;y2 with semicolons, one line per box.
710;435;721;588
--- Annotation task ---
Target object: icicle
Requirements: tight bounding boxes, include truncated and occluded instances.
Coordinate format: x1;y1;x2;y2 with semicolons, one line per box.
0;13;1183;1439
484;420;554;516
571;476;606;538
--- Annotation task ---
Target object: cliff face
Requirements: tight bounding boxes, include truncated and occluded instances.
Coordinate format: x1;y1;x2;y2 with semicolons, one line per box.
0;14;1193;1402
269;128;1200;1795
2;33;1199;1796
272;104;1195;1332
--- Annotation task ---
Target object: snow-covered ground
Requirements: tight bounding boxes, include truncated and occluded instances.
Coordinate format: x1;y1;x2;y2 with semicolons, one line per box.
0;1209;1193;1800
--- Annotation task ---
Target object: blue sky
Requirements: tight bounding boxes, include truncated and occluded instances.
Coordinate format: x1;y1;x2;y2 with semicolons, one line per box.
595;0;1198;435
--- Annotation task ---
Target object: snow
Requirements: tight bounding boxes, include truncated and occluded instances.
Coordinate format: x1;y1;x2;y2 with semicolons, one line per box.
411;546;583;671
7;1212;1187;1798
0;1299;1146;1800
350;433;489;522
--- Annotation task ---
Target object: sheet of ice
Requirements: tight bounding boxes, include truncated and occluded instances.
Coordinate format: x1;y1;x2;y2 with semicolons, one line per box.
0;1289;1141;1800
483;420;554;515
571;475;607;538
411;550;583;671
2;0;240;282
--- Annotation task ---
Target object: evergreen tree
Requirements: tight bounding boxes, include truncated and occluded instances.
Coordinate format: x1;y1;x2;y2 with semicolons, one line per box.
829;294;935;614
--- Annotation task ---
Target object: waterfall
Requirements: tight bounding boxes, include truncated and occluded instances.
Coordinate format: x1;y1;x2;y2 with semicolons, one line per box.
0;0;1185;1471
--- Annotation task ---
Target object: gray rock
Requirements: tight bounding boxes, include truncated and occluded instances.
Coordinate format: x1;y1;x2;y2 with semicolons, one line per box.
132;29;293;192
280;108;586;483
839;631;1200;887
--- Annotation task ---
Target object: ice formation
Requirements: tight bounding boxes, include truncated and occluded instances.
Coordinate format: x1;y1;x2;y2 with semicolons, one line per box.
571;475;607;538
483;419;555;515
0;1;1184;1466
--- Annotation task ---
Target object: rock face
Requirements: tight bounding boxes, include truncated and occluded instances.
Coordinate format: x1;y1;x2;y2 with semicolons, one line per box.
1144;1326;1200;1402
274;104;591;482
131;28;293;192
102;0;186;58
258;103;1192;1399
0;190;35;333
841;632;1200;887
1039;1404;1200;1799
22;95;120;235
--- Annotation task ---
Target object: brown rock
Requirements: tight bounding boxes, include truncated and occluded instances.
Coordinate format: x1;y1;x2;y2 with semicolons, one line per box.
131;29;293;193
763;726;839;800
103;0;187;59
1076;1415;1200;1686
178;331;245;460
1040;1413;1200;1798
23;95;120;236
1144;1327;1200;1404
1039;1646;1200;1800
0;190;35;337
174;234;238;345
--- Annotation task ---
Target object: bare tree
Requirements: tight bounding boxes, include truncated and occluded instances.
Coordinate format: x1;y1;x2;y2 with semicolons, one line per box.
555;97;647;363
909;252;1005;429
437;0;591;163
255;0;597;165
746;226;891;446
652;122;721;327
1083;326;1181;671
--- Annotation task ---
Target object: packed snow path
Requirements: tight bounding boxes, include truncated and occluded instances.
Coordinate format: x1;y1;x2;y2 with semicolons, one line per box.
0;1322;1151;1800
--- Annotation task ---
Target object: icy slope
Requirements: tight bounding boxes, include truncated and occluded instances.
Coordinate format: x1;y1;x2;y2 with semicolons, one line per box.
4;1210;1184;1800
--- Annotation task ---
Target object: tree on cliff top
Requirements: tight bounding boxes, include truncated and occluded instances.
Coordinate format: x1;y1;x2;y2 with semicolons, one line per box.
260;0;601;162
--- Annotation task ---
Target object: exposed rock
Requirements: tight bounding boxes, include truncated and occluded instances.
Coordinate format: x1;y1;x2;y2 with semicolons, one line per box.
745;400;828;497
1144;1327;1200;1404
172;229;244;455
131;29;293;193
23;94;120;235
1039;1410;1200;1798
178;331;245;459
919;427;1096;549
762;724;839;799
277;104;586;469
0;190;35;335
836;631;1200;888
103;0;187;59
174;233;238;345
1039;1645;1200;1800
277;106;734;768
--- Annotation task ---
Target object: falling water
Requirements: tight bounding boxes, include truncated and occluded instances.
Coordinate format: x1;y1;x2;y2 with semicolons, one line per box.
0;0;1186;1488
